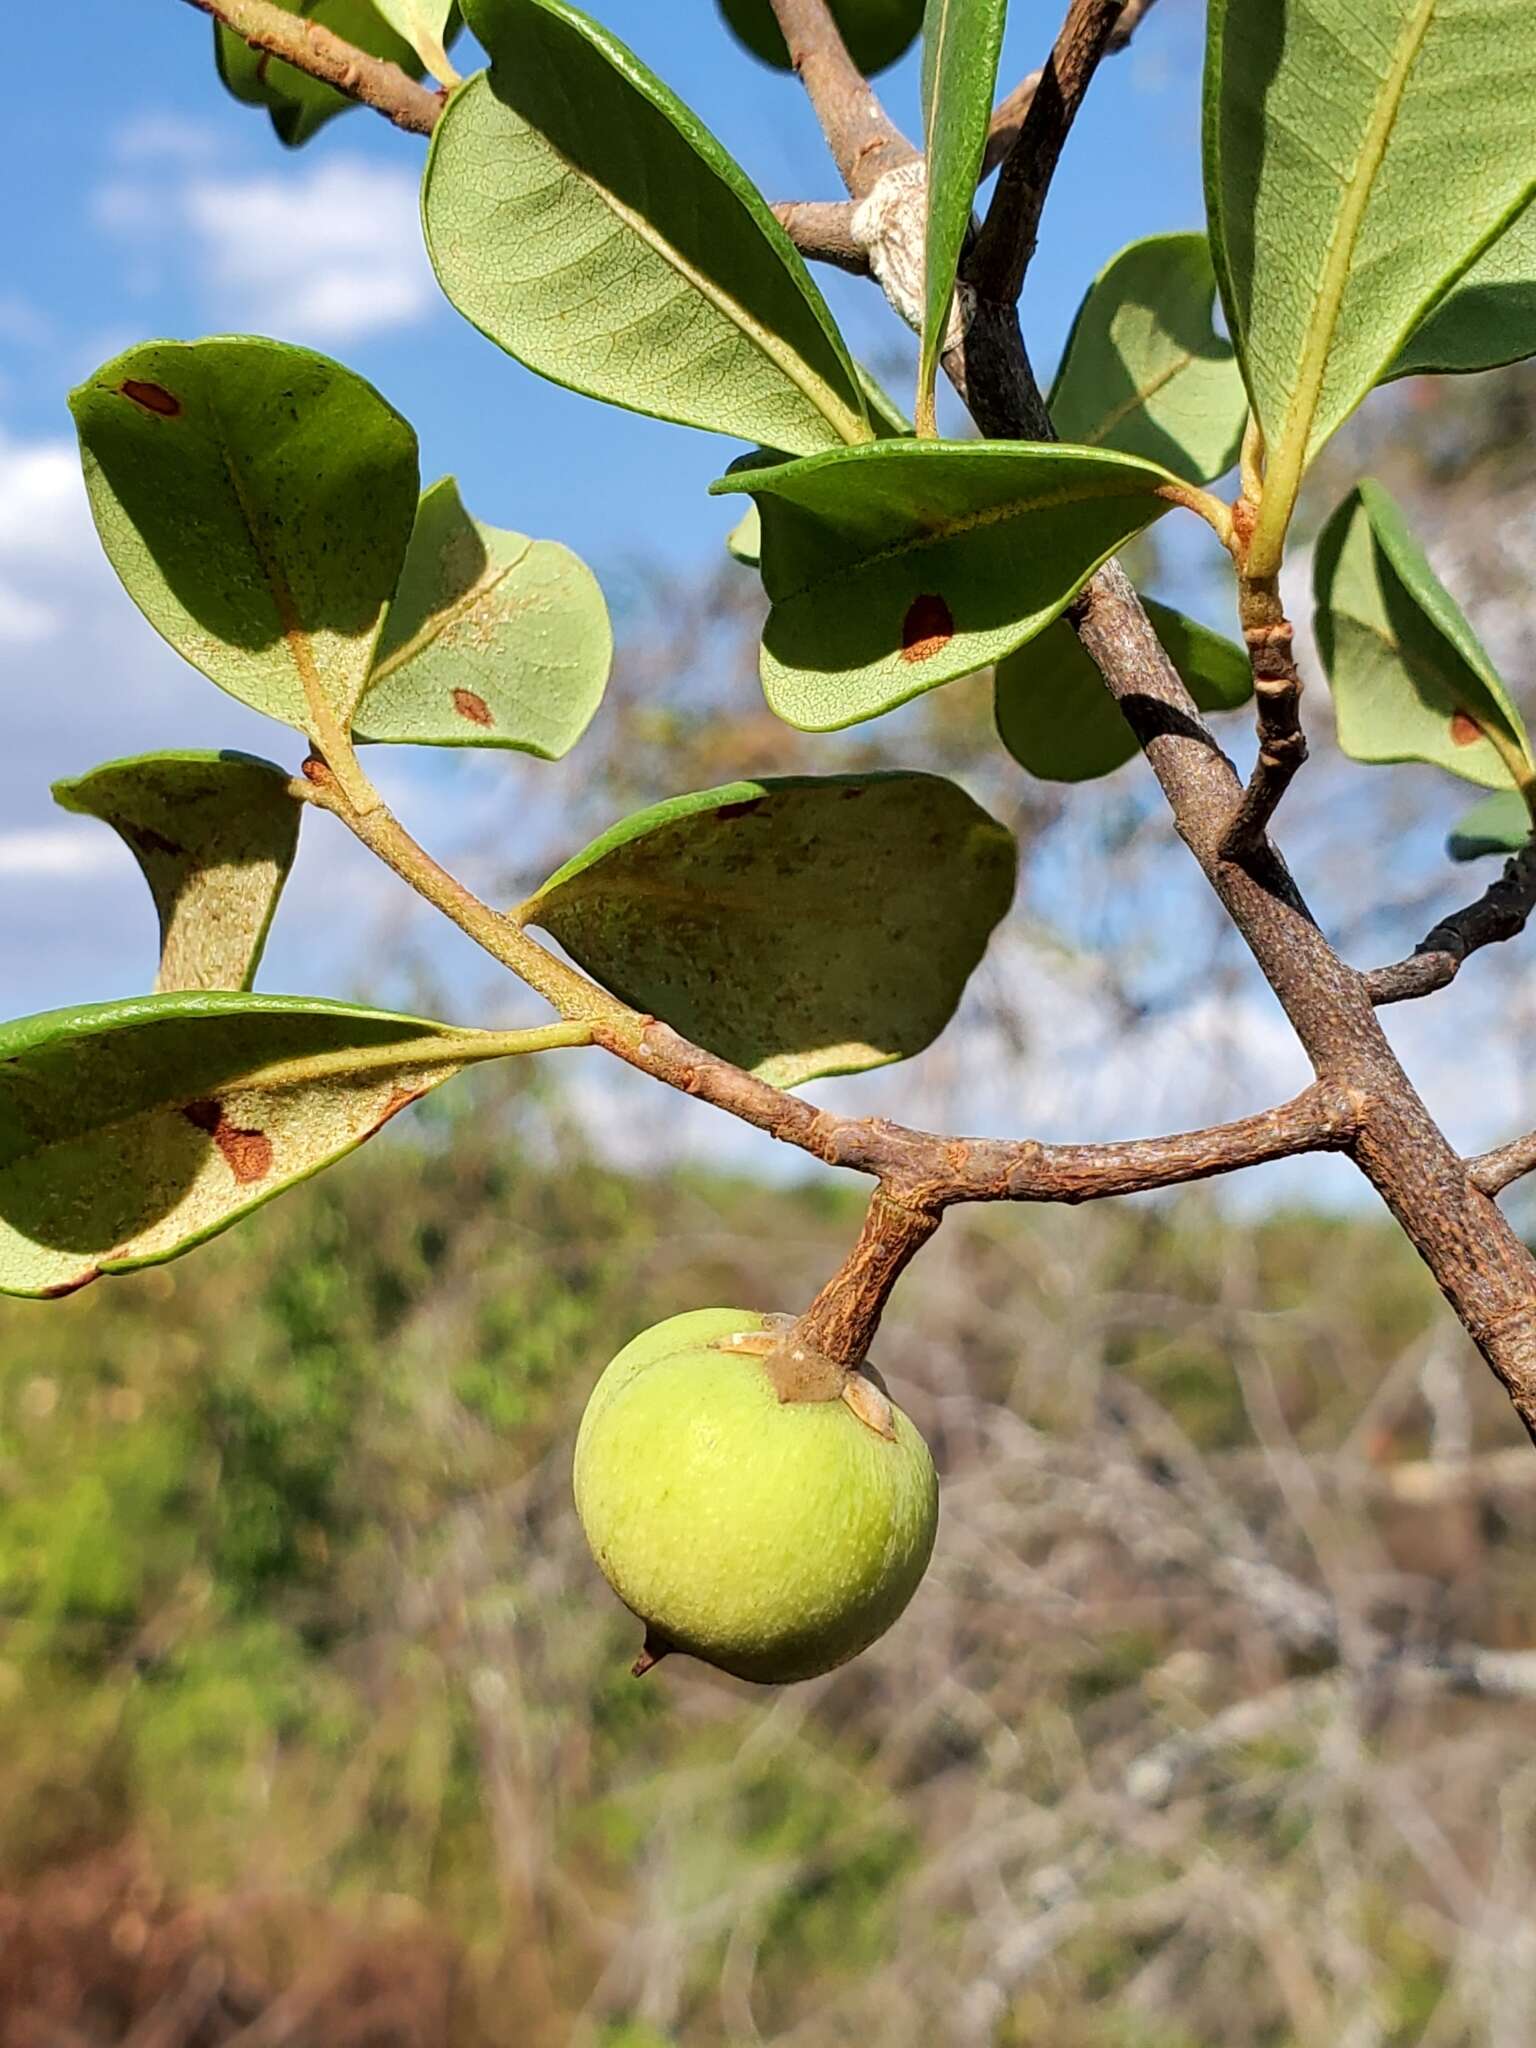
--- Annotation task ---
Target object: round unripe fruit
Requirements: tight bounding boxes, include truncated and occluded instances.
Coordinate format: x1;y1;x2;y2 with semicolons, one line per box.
574;1309;938;1685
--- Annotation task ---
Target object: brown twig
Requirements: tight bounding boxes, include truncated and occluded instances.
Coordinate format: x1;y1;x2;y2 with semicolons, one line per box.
771;199;869;274
1366;844;1536;1005
187;0;1536;1438
969;0;1130;305
178;0;444;134
794;1192;942;1366
1219;591;1309;862
927;290;1536;1438
765;0;917;200
302;762;1361;1214
1468;1131;1536;1199
982;0;1161;176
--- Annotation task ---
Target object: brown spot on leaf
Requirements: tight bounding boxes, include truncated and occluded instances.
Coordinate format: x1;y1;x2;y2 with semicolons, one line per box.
182;1099;274;1185
119;380;181;418
1450;710;1484;747
376;1085;426;1129
716;797;765;821
901;593;955;664
452;688;494;728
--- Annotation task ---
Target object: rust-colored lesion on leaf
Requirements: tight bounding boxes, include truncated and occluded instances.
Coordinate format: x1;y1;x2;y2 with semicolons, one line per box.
451;688;495;727
181;1098;274;1185
377;1084;426;1128
118;381;182;418
1450;711;1484;747
901;594;955;664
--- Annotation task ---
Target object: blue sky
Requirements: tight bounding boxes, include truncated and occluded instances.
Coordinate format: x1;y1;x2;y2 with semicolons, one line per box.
5;1;1527;1195
0;0;1209;1009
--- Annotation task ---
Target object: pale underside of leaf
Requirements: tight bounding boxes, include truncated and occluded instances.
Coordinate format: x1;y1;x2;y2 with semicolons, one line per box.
728;443;1179;729
356;476;610;754
523;774;1016;1087
1314;485;1532;792
1216;0;1536;565
426;59;870;454
52;752;301;995
1048;236;1249;486
0;1004;472;1298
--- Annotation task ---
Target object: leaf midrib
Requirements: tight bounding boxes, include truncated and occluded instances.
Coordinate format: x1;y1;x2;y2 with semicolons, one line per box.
520;91;871;450
767;473;1171;602
201;386;336;733
921;0;962;372
367;534;535;686
1253;0;1439;560
1080;350;1209;446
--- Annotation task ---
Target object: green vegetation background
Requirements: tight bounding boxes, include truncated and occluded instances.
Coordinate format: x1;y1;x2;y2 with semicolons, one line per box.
5;1064;1536;2046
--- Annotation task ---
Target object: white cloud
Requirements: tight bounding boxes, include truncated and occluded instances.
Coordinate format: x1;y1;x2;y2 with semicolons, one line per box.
112;112;221;165
0;433;93;566
0;829;120;879
97;156;436;344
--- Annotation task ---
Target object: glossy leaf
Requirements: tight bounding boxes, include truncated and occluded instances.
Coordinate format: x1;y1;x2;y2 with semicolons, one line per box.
72;338;419;753
0;994;486;1298
1049;233;1248;486
1448;791;1530;862
1314;480;1534;792
52;752;301;994
521;773;1016;1087
216;0;427;146
1204;0;1536;561
714;438;1179;730
356;478;611;756
996;600;1252;783
918;0;1008;434
1390;196;1536;380
716;0;924;74
424;0;872;455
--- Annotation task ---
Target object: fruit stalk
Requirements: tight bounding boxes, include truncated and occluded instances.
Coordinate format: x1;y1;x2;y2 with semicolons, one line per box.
793;1189;941;1369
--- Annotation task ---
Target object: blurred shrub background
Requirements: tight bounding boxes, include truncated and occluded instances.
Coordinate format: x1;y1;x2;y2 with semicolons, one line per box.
6;1060;1536;2048
5;355;1536;2048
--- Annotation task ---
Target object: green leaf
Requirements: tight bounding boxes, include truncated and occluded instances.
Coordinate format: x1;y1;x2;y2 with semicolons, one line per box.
1313;479;1535;792
996;600;1252;783
723;365;906;566
713;439;1179;730
1049;233;1248;486
1447;790;1531;861
51;753;301;995
1389;195;1536;379
1204;0;1536;568
71;338;419;765
0;994;494;1298
370;0;459;73
715;0;924;74
215;0;427;146
726;502;762;567
355;477;611;757
858;364;914;439
423;0;872;454
521;773;1016;1087
918;0;1008;435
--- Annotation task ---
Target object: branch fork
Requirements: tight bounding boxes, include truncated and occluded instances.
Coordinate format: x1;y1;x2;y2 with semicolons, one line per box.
181;0;1536;1444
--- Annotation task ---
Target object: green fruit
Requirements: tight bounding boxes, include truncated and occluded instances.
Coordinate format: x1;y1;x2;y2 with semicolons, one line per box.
574;1308;939;1684
715;0;924;77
